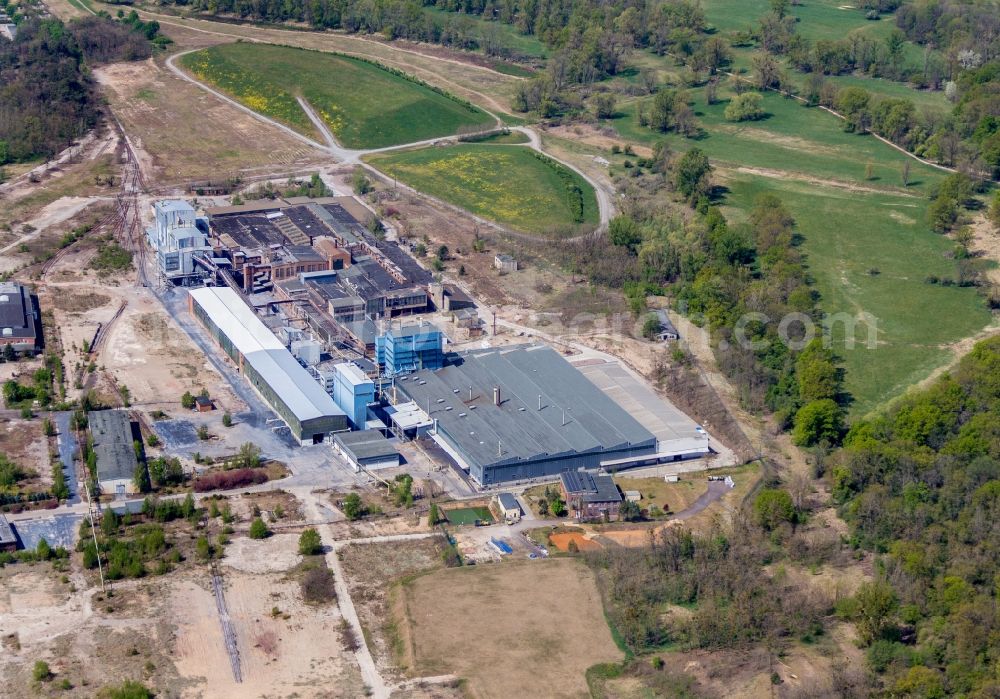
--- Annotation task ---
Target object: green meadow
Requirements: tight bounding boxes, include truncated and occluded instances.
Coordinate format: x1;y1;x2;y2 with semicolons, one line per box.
367;144;599;235
180;43;494;149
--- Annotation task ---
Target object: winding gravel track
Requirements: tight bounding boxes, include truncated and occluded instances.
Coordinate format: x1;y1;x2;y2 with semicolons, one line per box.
163;48;614;232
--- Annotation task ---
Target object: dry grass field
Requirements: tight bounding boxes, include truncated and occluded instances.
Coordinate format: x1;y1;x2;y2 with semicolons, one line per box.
94;59;324;184
395;558;623;698
338;538;446;679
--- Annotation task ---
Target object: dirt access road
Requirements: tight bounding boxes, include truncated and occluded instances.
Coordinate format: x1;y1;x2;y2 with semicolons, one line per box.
160;46;614;230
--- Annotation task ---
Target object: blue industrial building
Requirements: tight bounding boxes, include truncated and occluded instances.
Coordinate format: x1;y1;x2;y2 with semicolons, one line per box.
331;362;375;429
375;324;444;376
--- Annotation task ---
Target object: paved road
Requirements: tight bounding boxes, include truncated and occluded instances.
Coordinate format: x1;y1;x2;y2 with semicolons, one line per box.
54;411;81;505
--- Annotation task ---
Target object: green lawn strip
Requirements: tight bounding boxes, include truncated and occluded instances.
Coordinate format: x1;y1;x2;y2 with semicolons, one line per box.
366;144;598;234
703;0;897;43
421;7;547;59
722;175;991;416
180;43;493;149
442;506;493;525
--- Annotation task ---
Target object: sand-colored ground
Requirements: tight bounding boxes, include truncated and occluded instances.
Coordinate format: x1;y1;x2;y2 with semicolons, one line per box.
95;58;324;185
221;533;303;574
0;417;48;481
397;558;622;698
169;570;363;698
100;294;244;411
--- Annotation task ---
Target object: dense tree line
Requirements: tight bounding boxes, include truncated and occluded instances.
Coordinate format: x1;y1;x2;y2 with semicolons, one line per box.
831;336;1000;696
0;20;100;163
558;146;846;440
0;15;160;164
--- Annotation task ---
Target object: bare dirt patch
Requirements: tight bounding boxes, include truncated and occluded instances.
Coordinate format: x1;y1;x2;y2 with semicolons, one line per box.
396;558;623;697
95;58;324;184
167;569;363;697
50;290;112;315
101;298;243;410
549;123;653;157
969;211;1000;284
550;530;602;552
598;622;867;699
222;532;303;574
0;417;48;478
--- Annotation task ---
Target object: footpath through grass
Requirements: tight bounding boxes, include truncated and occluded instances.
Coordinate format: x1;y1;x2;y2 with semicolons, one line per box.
180;43;494;149
607;85;989;415
723;175;990;416
367;144;599;235
614;88;942;194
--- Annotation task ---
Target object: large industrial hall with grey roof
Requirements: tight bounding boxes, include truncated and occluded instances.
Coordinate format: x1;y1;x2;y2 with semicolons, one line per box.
394;344;690;485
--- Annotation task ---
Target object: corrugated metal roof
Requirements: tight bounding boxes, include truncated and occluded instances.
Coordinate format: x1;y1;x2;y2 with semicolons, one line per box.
335;430;399;463
189;287;344;423
397;345;656;472
334;362;372;388
89;410;139;483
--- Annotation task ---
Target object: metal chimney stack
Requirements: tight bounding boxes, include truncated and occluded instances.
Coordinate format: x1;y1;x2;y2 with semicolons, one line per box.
493;386;501;406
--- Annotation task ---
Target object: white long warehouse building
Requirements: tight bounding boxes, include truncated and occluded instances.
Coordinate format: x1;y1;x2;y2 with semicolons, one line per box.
188;286;347;443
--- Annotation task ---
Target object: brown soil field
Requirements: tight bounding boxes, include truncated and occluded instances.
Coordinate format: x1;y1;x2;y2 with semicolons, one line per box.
396;558;623;698
550;531;602;552
94;58;324;185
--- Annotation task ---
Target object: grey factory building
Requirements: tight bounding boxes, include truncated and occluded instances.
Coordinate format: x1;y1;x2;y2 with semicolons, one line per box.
88;410;140;498
394;345;659;485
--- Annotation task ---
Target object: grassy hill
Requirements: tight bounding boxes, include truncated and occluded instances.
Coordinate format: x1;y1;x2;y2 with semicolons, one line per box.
180;43;494;149
366;144;599;235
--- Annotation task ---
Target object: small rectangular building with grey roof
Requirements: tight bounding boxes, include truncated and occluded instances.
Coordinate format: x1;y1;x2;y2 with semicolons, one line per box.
89;410;139;498
394;345;658;485
334;430;400;472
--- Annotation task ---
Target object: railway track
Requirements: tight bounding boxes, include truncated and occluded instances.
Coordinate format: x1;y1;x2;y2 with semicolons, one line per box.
107;120;151;288
90;301;127;355
210;562;243;683
40;208;117;278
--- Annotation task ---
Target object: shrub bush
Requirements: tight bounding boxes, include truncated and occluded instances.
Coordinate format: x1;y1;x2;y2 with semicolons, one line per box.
192;468;268;492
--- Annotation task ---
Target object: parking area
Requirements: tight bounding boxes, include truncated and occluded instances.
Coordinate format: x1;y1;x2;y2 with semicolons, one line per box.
573;359;705;445
11;513;82;551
